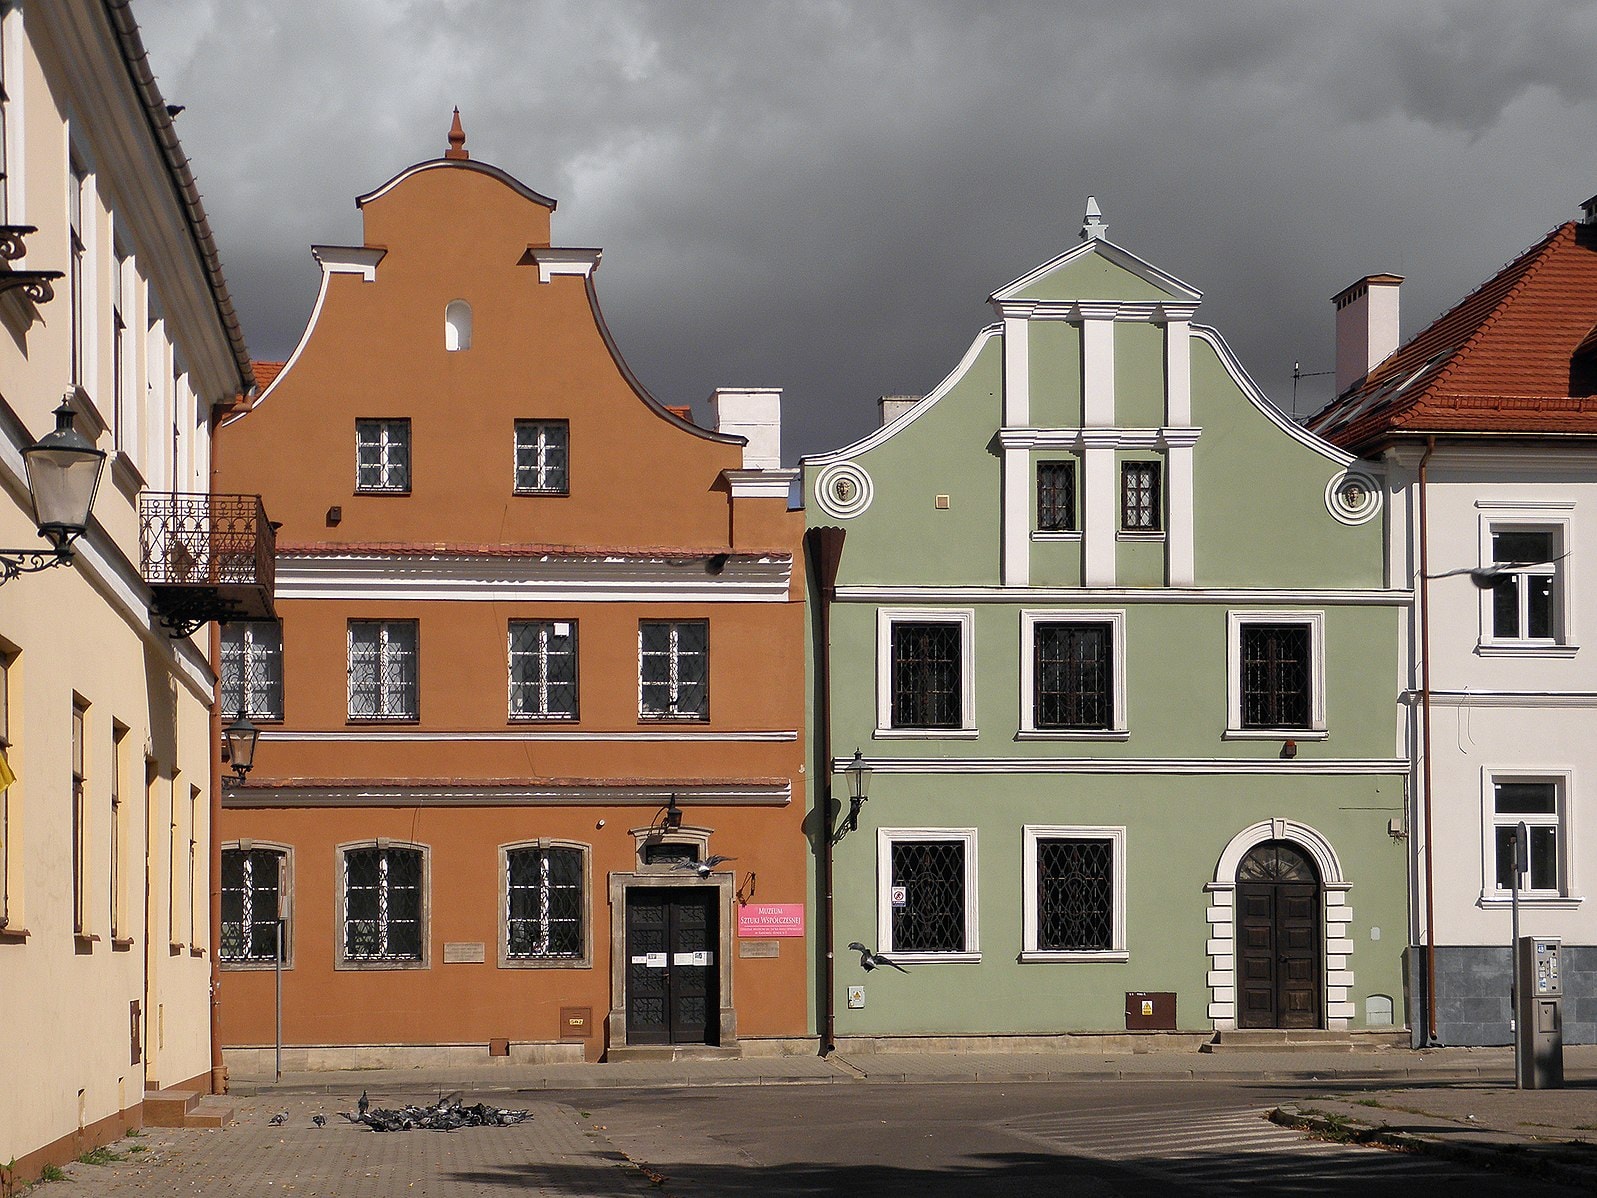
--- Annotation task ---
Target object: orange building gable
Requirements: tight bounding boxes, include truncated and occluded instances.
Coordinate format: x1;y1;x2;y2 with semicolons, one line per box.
213;118;807;1064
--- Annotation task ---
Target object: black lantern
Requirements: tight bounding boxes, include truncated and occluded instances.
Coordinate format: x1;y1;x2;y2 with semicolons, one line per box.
842;749;871;835
223;711;259;784
661;794;683;833
0;401;107;583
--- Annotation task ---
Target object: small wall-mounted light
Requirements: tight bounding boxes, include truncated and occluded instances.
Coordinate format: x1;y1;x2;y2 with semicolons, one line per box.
661;794;683;833
222;711;259;785
1281;739;1298;760
837;749;871;839
0;400;107;585
326;505;342;526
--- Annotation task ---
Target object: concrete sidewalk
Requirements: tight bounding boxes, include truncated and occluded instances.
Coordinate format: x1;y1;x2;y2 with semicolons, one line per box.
229;1042;1597;1096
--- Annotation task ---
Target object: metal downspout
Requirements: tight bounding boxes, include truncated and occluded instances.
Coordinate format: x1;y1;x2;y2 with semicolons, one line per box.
1417;436;1438;1044
805;527;845;1055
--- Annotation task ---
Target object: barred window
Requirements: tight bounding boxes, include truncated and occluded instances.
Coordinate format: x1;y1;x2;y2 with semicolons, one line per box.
639;620;708;719
506;845;584;959
1036;838;1113;951
1240;624;1311;729
222;621;284;720
1034;622;1112;730
342;846;423;961
355;419;411;492
509;621;578;719
515;420;569;495
1121;461;1161;531
1037;461;1077;532
220;847;285;963
348;621;418;720
891;622;962;729
889;839;967;953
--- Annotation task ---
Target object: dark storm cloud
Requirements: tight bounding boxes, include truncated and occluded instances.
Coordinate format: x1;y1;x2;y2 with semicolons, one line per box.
139;0;1597;458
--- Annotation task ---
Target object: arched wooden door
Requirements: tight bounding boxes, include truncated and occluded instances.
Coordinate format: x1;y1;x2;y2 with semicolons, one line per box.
1236;842;1322;1029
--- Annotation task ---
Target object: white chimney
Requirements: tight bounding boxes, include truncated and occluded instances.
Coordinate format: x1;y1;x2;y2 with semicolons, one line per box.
878;394;919;427
710;388;782;470
1332;274;1403;396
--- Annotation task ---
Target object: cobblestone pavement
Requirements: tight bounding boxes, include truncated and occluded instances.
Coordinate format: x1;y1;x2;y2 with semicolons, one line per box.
40;1092;656;1197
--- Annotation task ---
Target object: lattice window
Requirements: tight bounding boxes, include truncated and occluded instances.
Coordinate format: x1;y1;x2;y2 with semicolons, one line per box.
1036;838;1114;952
509;621;578;719
1236;841;1318;884
348;621;418;720
343;846;423;961
890;839;967;953
1034;622;1112;730
355;419;411;492
1037;461;1077;532
506;846;583;959
515;420;569;494
639;621;708;719
1493;781;1562;894
1489;529;1558;642
891;622;962;729
222;621;284;720
220;848;284;962
1121;461;1161;531
1240;624;1311;729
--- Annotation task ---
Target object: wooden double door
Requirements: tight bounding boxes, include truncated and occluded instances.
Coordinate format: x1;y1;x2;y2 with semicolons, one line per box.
1236;842;1322;1030
625;888;718;1046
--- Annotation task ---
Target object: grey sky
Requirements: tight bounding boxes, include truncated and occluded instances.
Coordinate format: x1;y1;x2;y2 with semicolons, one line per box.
138;0;1597;460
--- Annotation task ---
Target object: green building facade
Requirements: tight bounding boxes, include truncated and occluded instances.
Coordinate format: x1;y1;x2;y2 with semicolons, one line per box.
803;206;1410;1041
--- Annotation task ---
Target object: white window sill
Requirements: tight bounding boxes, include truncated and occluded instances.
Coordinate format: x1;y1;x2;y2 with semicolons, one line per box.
1031;530;1082;542
1117;531;1165;541
1223;728;1329;741
1476;642;1579;658
874;727;979;740
1478;893;1584;910
1019;950;1129;963
1016;729;1130;742
882;951;981;965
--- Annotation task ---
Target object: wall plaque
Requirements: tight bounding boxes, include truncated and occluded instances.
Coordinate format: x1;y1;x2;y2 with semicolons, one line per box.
443;941;486;964
739;939;780;958
737;903;805;937
559;1006;592;1039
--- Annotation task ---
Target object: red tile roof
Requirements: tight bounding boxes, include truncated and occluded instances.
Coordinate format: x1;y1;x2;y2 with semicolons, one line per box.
1309;221;1597;453
252;360;285;391
276;540;792;561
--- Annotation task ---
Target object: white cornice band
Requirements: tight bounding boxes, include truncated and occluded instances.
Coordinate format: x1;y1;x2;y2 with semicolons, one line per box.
527;247;601;282
831;756;1408;776
834;586;1411;606
1000;427;1202;451
274;552;793;603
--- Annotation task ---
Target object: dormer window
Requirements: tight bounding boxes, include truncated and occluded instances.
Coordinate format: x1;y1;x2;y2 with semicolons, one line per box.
445;300;472;351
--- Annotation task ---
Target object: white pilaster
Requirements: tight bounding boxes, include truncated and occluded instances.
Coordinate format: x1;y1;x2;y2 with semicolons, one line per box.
1082;439;1116;586
1165;440;1196;587
1162;315;1192;426
1080;304;1117;427
1003;316;1030;427
1002;445;1029;587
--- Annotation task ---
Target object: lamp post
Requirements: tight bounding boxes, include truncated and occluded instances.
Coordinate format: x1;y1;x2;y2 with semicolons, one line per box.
0;400;106;583
842;749;871;837
222;711;259;785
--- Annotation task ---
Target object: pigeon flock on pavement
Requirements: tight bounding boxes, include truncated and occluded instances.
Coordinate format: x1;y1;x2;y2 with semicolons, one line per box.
270;1091;533;1133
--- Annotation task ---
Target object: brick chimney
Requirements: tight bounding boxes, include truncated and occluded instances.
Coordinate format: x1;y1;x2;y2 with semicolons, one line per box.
1332;274;1403;397
710;388;782;470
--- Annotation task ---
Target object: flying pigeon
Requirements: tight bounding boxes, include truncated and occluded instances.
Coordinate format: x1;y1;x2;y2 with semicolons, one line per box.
268;1111;288;1126
311;1114;326;1128
672;854;736;878
358;1090;370;1118
847;941;909;973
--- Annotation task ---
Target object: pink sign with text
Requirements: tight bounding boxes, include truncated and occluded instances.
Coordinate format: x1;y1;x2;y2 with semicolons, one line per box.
737;903;806;938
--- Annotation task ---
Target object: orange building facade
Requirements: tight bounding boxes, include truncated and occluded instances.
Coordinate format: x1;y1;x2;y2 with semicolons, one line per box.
213;124;808;1065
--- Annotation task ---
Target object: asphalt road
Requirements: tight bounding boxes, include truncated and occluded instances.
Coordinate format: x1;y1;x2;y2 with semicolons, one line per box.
545;1079;1580;1197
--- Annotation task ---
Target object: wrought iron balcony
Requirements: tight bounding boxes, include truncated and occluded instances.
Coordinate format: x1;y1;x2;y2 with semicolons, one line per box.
140;493;276;636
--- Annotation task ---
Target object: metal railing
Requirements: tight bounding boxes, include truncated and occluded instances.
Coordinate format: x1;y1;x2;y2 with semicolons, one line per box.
139;492;275;595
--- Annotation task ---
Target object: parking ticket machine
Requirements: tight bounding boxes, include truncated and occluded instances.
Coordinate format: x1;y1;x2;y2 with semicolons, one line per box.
1514;936;1564;1089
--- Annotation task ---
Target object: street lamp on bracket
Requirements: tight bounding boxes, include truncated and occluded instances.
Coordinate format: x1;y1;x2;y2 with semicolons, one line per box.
0;400;106;584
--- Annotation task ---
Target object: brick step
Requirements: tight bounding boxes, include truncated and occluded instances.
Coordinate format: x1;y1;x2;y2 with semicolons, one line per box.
142;1088;200;1127
184;1096;235;1128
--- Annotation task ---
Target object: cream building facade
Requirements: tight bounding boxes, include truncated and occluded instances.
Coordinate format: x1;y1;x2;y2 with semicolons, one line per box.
0;0;253;1180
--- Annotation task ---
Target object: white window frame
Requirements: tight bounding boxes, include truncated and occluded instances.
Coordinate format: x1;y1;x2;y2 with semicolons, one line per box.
347;620;419;721
1479;768;1580;907
219;841;292;970
354;418;411;493
1225;610;1327;739
1477;511;1574;655
222;620;284;721
876;827;980;964
1021;824;1128;962
875;608;977;739
514;419;570;495
498;839;592;968
508;619;578;720
335;840;430;969
1019;609;1128;739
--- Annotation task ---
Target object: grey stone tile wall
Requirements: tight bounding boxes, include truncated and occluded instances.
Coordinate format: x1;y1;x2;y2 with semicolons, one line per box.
1408;944;1595;1047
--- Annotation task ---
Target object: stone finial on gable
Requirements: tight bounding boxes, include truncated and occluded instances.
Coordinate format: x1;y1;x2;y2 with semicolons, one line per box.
445;107;469;160
1080;196;1107;242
